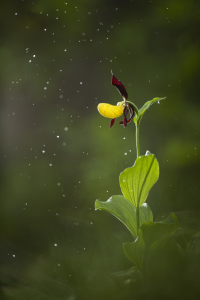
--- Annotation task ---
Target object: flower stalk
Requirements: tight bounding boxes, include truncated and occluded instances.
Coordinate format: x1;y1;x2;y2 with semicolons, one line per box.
136;118;140;159
135;121;140;236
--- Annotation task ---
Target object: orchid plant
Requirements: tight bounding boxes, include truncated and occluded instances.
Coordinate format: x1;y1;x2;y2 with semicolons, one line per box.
95;73;178;277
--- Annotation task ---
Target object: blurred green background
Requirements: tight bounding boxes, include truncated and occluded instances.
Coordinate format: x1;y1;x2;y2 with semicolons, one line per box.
0;0;200;299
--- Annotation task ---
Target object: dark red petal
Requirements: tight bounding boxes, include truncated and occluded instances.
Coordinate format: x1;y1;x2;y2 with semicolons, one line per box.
123;117;127;128
127;103;135;120
124;106;129;117
126;115;133;124
111;73;128;100
110;118;115;129
119;117;127;128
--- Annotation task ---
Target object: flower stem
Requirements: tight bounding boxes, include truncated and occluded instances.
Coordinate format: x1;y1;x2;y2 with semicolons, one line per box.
136;122;140;158
135;121;140;236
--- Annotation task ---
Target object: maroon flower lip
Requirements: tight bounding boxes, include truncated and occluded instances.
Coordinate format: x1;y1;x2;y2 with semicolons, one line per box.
110;73;134;128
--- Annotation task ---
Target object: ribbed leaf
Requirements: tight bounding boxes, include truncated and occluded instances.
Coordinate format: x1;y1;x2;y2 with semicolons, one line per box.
95;196;153;239
120;154;159;207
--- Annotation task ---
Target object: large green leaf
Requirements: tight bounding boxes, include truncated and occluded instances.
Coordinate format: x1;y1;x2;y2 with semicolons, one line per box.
123;213;179;271
95;196;153;239
134;97;166;124
120;154;159;208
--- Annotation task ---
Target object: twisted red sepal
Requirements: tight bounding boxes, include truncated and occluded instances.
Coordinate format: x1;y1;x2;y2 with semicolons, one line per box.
128;104;134;120
110;118;115;129
119;103;135;128
111;73;128;100
124;106;129;117
119;117;128;128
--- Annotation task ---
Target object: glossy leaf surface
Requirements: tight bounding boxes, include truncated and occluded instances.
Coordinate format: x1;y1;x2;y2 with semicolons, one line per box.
120;154;159;208
95;196;153;238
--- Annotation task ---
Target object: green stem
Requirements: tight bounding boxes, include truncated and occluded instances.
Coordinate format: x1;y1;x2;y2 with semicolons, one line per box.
135;121;140;236
136;122;140;159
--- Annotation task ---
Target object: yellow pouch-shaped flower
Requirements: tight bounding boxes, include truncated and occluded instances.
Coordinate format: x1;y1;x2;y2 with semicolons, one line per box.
98;102;125;119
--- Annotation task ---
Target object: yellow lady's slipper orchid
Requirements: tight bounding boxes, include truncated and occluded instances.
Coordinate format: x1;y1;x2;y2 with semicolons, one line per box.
97;102;126;119
97;73;135;129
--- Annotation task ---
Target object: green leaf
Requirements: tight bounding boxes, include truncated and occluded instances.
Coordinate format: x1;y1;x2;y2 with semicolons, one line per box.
123;213;179;271
134;97;166;124
120;154;159;208
95;196;153;239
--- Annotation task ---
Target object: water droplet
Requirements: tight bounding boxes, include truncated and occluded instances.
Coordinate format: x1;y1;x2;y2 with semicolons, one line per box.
64;127;68;131
54;244;57;246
